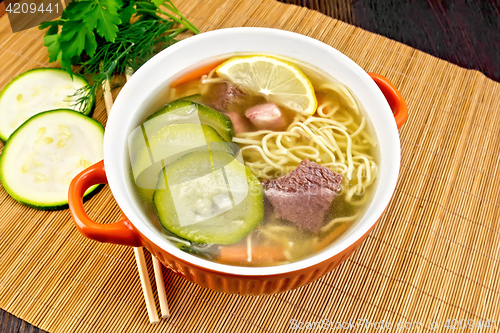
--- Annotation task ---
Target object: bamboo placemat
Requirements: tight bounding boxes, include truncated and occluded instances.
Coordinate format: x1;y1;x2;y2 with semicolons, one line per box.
1;0;500;332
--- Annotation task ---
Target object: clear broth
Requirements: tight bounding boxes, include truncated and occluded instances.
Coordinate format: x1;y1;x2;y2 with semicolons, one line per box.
129;53;380;266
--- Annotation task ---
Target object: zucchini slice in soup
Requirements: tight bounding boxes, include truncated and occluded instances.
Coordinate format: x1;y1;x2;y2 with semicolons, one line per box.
153;150;264;245
0;68;94;141
179;94;204;104
131;123;233;191
0;109;104;210
146;99;235;142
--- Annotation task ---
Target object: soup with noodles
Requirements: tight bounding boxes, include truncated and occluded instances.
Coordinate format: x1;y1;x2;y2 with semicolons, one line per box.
129;54;379;266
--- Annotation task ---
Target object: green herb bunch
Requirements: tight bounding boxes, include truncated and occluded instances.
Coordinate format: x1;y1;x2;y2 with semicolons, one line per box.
39;0;198;110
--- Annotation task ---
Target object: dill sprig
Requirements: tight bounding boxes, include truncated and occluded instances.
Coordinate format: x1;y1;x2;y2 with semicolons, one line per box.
74;18;186;111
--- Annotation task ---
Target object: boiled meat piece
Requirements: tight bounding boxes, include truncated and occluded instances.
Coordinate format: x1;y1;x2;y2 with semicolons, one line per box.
263;159;343;232
245;102;286;130
211;82;246;112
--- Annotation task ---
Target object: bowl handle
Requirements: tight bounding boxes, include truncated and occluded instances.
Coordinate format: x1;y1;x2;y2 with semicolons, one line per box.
367;72;408;129
68;160;142;247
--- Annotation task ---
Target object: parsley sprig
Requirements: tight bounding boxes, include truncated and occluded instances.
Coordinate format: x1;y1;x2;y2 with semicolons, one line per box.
39;0;198;110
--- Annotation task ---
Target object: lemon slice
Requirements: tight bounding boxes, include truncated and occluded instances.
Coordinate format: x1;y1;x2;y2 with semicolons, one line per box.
216;55;317;116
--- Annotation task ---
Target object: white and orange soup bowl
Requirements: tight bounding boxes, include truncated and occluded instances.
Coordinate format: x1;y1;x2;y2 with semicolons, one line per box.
68;28;407;295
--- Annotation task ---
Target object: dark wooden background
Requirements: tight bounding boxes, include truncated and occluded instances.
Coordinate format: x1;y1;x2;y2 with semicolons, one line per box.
0;0;499;331
282;0;500;82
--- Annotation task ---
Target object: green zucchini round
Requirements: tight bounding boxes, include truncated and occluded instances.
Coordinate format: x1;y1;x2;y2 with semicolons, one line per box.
153;150;264;245
130;122;234;191
0;109;104;210
146;99;235;142
0;68;94;141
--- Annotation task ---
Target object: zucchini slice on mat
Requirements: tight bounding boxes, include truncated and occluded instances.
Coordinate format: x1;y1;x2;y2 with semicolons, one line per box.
0;68;94;141
153;150;264;245
0;109;104;210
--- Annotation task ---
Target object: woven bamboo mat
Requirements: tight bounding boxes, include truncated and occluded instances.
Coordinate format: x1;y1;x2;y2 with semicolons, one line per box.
1;0;500;332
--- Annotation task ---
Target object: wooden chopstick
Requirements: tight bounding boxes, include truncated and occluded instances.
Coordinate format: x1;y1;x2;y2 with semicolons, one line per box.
153;257;170;318
102;77;165;324
123;70;171;318
102;79;114;115
133;247;160;324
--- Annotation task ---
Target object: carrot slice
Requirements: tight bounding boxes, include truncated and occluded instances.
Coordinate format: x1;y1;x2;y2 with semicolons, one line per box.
170;60;226;87
314;222;351;252
218;246;286;265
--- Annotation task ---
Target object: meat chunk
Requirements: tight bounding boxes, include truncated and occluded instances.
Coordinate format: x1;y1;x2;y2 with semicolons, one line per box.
245;103;287;130
263;159;343;232
212;82;246;112
226;112;252;134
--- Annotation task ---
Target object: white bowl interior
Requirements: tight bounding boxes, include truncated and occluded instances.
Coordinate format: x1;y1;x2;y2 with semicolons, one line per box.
105;28;401;276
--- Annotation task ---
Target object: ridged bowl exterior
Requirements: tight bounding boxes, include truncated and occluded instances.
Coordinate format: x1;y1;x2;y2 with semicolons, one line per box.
140;224;375;295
